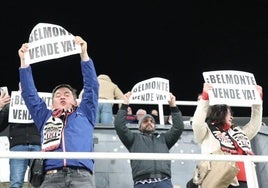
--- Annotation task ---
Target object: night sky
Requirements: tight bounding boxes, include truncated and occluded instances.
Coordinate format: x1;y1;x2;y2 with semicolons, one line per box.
1;1;268;116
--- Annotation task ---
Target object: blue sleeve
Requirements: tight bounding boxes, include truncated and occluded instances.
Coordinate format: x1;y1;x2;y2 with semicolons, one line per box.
78;59;99;126
19;66;50;131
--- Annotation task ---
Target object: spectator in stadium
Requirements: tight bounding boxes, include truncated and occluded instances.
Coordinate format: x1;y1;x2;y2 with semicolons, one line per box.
79;74;124;125
114;91;184;188
18;36;98;188
0;83;41;188
188;83;263;188
126;106;137;123
149;109;160;124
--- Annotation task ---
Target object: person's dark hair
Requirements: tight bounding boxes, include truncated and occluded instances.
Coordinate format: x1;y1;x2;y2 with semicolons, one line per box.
52;84;77;99
206;104;233;127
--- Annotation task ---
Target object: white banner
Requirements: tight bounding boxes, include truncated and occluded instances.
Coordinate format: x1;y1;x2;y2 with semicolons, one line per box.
24;23;81;64
130;77;170;103
203;70;262;106
8;91;52;123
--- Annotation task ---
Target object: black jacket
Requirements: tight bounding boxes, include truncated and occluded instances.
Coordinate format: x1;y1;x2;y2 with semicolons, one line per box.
0;104;40;148
114;104;184;182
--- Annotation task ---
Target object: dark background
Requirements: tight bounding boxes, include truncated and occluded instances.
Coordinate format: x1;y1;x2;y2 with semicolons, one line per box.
1;1;268;116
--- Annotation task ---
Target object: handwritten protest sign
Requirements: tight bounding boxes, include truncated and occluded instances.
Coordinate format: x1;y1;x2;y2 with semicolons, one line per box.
203;70;262;106
130;77;170;103
8;91;53;123
24;23;81;64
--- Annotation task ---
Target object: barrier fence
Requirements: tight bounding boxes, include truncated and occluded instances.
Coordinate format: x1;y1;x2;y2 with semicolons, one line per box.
97;99;265;187
0;99;265;187
98;99;198;124
0;151;267;188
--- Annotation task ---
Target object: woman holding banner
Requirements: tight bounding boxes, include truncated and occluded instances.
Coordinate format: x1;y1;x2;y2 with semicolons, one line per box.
189;83;263;188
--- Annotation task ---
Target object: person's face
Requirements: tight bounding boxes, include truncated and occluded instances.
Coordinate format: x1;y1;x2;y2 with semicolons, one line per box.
151;109;158;116
225;109;233;126
136;110;146;120
140;117;155;133
136;113;145;120
127;107;132;115
52;87;77;110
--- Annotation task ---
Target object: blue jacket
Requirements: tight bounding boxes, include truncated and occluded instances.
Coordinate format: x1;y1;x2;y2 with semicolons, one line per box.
19;59;99;173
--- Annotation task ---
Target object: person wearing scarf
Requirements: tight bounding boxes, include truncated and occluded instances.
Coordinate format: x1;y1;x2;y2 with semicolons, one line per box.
191;83;263;188
18;36;99;188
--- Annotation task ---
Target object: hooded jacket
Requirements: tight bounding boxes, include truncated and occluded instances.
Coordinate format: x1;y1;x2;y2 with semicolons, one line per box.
19;59;99;173
97;74;124;100
114;104;184;182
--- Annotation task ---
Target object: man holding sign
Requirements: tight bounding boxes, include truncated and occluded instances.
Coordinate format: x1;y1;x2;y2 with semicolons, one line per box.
114;91;184;188
18;35;98;188
24;23;82;64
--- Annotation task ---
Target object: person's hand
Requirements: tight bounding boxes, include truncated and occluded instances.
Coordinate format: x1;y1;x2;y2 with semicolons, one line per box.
18;43;29;68
123;92;131;105
75;36;89;61
201;83;213;100
203;83;213;93
256;85;263;99
168;92;176;107
0;91;11;109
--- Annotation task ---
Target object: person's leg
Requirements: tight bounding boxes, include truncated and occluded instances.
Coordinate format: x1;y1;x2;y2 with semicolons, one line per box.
29;144;41;152
40;172;66;188
9;145;29;188
28;144;41;167
95;104;102;123
41;169;95;188
155;179;173;188
100;103;113;125
69;169;95;188
134;183;153;188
